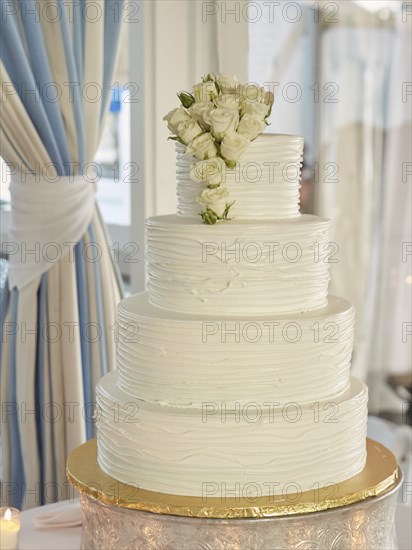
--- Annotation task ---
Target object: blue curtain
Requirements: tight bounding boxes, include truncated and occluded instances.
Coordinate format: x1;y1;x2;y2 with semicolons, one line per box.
0;0;125;508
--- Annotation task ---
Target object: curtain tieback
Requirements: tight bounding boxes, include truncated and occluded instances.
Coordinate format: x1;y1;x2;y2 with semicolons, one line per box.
7;172;97;290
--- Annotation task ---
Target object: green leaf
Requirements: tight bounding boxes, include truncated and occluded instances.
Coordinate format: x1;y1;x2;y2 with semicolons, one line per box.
199;208;218;225
199;201;235;224
224;159;237;169
221;201;235;220
266;93;275;119
177;91;195;109
168;136;185;145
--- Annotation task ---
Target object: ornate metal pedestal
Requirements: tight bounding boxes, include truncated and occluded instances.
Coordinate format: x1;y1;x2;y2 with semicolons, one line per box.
67;439;402;550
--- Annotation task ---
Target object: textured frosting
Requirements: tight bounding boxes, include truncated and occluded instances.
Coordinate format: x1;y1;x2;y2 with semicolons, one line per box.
176;134;304;220
95;128;369;499
146;214;332;315
96;374;368;497
116;292;354;407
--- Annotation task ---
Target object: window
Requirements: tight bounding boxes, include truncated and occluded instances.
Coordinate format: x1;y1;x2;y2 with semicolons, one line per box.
95;88;131;227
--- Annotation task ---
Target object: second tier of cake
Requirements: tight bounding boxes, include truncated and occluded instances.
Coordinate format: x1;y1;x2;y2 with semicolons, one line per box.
146;215;332;315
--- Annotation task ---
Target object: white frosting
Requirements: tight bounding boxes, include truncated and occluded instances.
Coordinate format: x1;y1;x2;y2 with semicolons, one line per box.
116;292;354;407
146;214;331;315
96;374;368;497
176;134;304;220
95;129;369;499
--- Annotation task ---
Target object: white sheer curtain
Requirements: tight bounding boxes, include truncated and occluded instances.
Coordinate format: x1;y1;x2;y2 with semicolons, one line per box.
318;6;411;408
365;16;412;411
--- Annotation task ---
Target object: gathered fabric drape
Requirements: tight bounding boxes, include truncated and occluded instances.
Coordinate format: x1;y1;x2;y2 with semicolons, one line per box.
0;0;124;509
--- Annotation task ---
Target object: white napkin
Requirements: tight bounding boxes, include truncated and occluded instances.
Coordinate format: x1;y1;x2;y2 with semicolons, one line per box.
32;500;82;529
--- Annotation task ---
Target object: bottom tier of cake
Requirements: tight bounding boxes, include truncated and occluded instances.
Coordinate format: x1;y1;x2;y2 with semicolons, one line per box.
96;373;368;496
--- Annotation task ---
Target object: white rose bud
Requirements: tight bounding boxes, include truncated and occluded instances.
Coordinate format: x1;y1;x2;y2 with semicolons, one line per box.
217;74;238;93
241;101;270;119
186;132;218;160
190;158;226;186
197;187;229;218
237;114;266;141
178;119;203;145
209;108;239;142
189;102;214;129
241;83;266;103
220;132;249;162
214;94;242;110
192;81;218;103
163;107;191;134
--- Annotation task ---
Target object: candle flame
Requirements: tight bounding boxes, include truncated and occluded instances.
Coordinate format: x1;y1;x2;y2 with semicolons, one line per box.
4;508;11;521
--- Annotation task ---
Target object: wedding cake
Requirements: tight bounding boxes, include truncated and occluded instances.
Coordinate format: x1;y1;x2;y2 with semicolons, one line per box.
95;74;368;499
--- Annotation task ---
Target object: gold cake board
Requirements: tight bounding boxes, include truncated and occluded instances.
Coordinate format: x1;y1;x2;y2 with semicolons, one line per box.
67;438;399;519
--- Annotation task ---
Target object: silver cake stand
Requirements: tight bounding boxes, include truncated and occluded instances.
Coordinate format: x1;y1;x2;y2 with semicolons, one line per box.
67;439;402;550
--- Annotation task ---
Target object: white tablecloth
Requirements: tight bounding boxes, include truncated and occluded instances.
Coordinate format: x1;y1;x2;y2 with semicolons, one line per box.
19;500;412;550
20;502;81;550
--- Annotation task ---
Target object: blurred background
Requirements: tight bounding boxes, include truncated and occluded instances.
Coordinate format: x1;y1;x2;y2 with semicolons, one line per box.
103;0;410;417
1;0;411;492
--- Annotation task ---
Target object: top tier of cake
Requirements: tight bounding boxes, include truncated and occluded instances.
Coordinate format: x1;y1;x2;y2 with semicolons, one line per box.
176;134;303;220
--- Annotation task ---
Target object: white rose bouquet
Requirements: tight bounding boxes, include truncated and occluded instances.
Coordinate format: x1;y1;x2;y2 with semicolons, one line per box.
163;73;274;224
